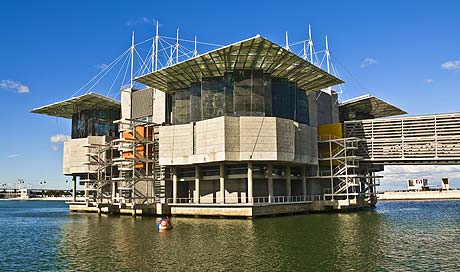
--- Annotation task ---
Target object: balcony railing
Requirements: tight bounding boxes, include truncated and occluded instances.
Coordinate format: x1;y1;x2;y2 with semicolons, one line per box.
167;195;325;205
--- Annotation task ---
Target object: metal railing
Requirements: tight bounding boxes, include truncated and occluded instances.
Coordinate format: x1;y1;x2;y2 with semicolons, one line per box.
167;195;325;205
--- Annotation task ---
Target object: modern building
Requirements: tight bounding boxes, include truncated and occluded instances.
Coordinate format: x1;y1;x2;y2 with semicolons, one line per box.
32;35;460;217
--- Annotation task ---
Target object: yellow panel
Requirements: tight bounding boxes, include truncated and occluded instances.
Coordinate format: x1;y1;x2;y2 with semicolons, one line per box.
318;123;343;140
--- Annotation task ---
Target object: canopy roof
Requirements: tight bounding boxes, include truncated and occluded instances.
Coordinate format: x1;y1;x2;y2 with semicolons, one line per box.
31;92;120;119
339;94;407;119
136;35;344;93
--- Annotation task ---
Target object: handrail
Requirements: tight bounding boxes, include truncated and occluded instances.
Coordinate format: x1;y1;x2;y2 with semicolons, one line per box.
166;195;325;204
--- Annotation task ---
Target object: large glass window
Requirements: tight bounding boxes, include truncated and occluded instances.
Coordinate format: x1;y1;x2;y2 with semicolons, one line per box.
173;88;191;124
167;70;309;125
224;72;234;115
234;70;252;116
71;109;120;138
190;82;201;122
264;73;272;117
251;70;265;116
296;89;310;124
202;77;225;119
271;78;296;120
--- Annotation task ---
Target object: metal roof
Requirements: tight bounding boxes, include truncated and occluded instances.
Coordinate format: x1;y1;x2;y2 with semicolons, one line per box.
31;92;120;119
135;35;344;93
340;94;407;119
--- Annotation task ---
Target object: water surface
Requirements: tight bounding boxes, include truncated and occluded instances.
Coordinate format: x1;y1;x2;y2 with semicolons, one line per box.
1;200;459;271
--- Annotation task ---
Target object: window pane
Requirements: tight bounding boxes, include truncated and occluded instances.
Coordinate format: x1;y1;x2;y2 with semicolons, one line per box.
296;89;309;124
224;72;234;115
251;70;265;116
234;70;252;116
173;88;190;124
271;78;295;120
190;82;201;122
202;77;225;119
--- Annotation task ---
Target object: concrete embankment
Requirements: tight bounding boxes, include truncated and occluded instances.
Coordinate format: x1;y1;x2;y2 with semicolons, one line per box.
378;190;460;201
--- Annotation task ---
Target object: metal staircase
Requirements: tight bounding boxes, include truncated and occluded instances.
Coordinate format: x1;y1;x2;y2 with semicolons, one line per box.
111;118;165;205
78;118;166;206
313;135;379;202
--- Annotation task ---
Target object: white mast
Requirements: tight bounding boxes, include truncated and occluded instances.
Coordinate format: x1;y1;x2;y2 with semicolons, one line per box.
155;21;159;71
308;24;313;64
169;45;173;66
151;28;155;72
303;41;307;60
130;31;134;89
193;35;198;57
176;28;179;64
152;23;155;73
285;31;290;51
325;35;330;74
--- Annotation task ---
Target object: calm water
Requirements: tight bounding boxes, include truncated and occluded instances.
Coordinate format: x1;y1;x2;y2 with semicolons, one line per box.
1;201;460;271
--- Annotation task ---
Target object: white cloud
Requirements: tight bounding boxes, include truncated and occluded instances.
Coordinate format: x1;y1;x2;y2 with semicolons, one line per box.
0;79;30;93
7;154;19;158
50;134;71;144
441;60;460;71
424;78;433;84
360;57;377;68
96;64;108;70
51;145;59;152
125;17;156;26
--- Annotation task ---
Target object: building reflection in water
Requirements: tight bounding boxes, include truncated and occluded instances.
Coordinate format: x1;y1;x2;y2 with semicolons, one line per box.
56;211;385;271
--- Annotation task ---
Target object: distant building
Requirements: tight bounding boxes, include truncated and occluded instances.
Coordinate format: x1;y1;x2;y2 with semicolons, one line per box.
19;188;31;199
407;179;428;191
441;177;450;190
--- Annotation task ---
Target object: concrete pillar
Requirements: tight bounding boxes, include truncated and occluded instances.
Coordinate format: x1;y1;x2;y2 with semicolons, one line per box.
111;180;117;204
172;167;177;204
301;166;307;198
219;163;225;204
247;162;253;204
286;166;291;200
84;179;88;204
72;175;77;202
194;166;200;204
267;164;273;203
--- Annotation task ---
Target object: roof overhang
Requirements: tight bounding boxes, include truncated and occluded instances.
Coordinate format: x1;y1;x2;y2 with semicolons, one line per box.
31;92;120;119
339;94;407;119
135;35;344;93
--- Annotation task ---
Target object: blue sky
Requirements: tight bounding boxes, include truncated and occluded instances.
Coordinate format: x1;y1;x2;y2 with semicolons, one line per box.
1;0;459;190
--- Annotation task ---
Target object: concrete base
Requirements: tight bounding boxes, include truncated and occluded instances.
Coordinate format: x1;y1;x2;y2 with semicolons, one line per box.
169;203;314;217
67;200;374;218
68;202;169;216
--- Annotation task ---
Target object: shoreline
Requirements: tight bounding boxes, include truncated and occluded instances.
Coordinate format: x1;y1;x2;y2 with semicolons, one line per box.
377;190;460;201
0;197;85;201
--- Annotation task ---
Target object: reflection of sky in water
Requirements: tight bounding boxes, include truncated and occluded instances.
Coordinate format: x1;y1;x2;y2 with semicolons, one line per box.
1;201;460;271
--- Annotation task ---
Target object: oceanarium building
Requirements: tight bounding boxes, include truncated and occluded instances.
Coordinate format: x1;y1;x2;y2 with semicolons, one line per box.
32;35;414;217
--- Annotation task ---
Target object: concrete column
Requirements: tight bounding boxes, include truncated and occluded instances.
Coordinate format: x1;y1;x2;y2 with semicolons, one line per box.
301;166;307;198
267;164;273;203
194;166;200;204
286;166;291;199
172;167;177;204
219;163;225;204
112;181;117;204
84;179;88;204
247;162;253;204
72;175;77;202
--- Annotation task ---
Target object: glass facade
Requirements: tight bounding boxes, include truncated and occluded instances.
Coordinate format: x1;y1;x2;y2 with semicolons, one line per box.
202;76;225;120
71;109;120;139
169;69;309;125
